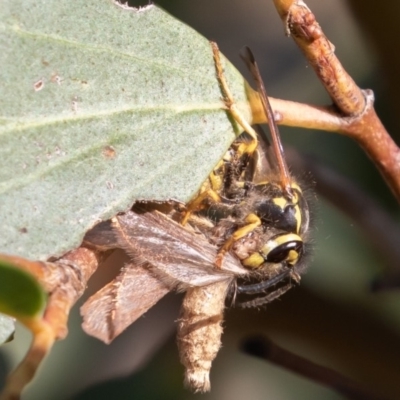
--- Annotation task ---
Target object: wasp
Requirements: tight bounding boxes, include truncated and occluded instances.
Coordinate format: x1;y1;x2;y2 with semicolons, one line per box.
181;44;311;308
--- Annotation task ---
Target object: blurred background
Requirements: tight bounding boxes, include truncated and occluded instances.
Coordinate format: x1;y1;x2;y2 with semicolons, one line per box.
2;0;400;399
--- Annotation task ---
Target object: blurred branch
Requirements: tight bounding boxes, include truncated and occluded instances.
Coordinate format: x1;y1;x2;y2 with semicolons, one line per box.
346;0;400;121
371;273;400;292
0;319;55;400
247;0;400;204
241;335;388;400
228;284;400;398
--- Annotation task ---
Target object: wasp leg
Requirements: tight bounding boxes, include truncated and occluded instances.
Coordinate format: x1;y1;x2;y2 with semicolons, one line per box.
182;187;221;225
211;41;259;158
237;282;293;309
182;157;226;225
236;269;292;295
215;213;262;268
208;160;224;191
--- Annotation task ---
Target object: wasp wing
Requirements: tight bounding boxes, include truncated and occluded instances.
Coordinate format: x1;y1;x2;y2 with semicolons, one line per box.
245;125;278;185
241;47;292;194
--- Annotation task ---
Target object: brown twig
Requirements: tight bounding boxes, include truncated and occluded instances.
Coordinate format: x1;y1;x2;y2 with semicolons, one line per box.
247;89;344;131
245;0;400;204
273;0;365;115
241;335;388;400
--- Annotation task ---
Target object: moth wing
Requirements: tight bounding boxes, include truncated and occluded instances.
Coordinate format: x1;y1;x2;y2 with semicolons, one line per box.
112;210;248;288
81;262;169;344
81;209;248;343
83;219;118;251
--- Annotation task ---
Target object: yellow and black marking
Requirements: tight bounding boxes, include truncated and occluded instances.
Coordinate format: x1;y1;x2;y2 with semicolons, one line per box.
253;183;308;236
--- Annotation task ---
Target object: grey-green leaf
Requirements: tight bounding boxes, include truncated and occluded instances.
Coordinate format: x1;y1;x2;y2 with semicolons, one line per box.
0;1;251;260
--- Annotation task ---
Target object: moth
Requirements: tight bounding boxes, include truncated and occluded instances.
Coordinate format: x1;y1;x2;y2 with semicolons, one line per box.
81;205;249;391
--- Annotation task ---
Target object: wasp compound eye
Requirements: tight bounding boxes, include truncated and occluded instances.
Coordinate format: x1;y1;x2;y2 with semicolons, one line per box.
261;233;303;265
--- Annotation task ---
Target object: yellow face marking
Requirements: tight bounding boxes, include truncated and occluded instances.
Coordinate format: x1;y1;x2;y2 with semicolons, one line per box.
289;186;302;234
272;197;287;209
283;184;300;233
242;233;303;269
287;249;299;265
291;182;302;193
242;252;265;268
294;203;302;234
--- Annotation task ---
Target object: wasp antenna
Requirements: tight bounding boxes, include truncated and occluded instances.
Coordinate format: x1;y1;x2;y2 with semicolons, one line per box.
240;47;292;196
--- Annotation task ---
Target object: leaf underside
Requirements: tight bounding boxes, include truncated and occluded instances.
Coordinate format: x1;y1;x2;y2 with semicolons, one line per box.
0;0;251;260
